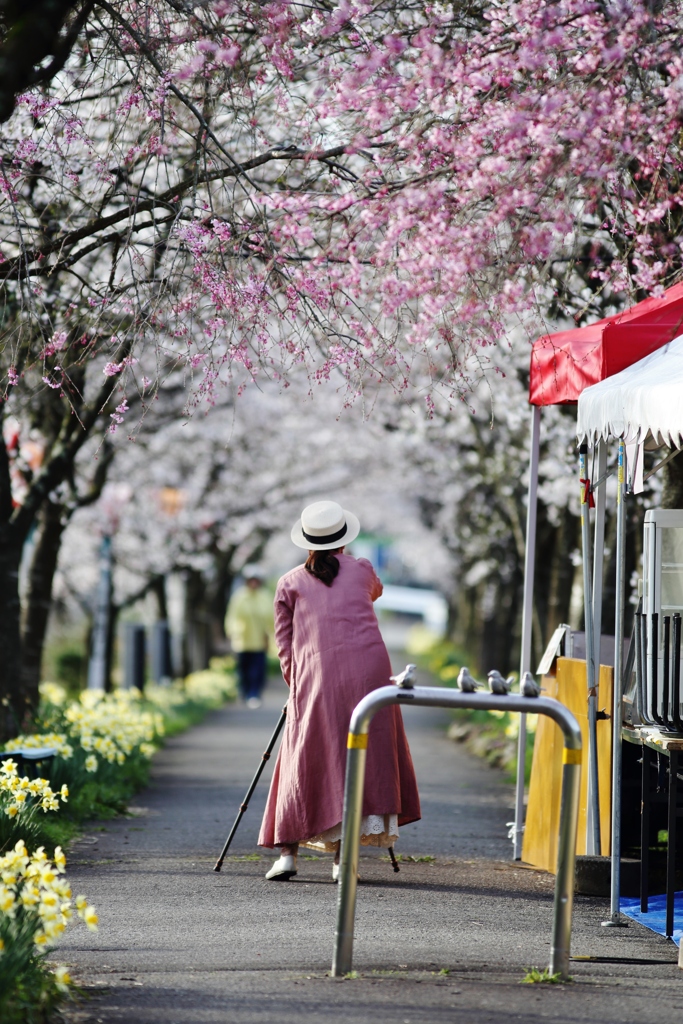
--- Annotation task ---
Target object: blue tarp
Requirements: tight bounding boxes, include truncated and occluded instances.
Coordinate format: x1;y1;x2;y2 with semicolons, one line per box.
620;893;683;946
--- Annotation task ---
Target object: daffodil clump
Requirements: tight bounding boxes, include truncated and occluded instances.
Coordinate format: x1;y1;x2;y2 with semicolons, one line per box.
63;687;163;771
0;759;70;855
2;663;236;828
0;840;96;1021
0;759;68;819
6;687;163;776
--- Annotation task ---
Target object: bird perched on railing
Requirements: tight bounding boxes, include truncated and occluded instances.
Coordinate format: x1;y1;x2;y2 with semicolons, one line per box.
487;670;513;695
391;664;417;689
457;666;480;692
520;672;542;698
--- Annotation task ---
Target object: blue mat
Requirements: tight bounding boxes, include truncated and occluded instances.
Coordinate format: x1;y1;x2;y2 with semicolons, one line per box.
620;893;683;946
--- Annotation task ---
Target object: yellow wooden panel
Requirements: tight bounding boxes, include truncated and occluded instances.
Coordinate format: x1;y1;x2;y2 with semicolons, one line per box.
521;674;561;871
522;657;613;873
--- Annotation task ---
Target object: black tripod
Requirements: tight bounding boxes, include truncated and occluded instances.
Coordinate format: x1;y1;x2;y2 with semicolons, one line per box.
213;703;400;874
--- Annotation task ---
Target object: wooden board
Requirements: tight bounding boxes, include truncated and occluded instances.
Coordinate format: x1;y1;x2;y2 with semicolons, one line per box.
522;657;613;873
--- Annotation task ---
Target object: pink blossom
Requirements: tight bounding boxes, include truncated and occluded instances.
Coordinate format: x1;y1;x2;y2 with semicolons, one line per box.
216;44;241;66
109;399;129;433
42;331;67;357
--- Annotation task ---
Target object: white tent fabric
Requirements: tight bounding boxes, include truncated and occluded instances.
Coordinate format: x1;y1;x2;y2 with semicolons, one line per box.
577;334;683;448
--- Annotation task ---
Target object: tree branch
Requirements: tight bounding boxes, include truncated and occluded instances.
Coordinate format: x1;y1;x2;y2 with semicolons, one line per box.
0;0;89;123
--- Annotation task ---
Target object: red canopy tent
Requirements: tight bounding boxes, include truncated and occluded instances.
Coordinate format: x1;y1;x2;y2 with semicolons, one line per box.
529;281;683;406
511;280;683;863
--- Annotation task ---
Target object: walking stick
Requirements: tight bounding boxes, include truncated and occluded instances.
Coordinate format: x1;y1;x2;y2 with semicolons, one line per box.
213;705;287;872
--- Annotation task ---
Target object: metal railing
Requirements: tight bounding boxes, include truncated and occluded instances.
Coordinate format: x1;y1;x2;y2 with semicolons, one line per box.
332;682;582;979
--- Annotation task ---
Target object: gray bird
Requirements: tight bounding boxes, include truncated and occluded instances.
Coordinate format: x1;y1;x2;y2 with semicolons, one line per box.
488;670;512;695
391;664;416;689
457;666;480;693
521;671;542;698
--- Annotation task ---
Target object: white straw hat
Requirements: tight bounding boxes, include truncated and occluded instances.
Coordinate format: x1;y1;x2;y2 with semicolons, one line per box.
291;500;360;551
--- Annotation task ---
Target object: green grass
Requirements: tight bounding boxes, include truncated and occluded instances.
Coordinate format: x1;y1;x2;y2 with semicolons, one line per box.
521;967;569;984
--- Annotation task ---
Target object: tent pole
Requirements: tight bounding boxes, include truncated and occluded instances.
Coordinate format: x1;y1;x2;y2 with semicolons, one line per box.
580;443;601;855
603;439;628;927
591;439;608;853
592;440;607;679
512;404;541;860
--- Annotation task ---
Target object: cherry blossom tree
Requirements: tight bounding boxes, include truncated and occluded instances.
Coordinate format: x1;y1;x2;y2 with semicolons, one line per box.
2;0;683;733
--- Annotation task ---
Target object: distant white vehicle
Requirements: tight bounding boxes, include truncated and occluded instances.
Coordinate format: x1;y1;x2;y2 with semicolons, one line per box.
374;584;447;636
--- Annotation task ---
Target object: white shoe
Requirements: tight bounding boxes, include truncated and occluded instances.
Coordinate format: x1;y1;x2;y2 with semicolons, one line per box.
265;855;297;880
247;697;262;709
332;863;360;883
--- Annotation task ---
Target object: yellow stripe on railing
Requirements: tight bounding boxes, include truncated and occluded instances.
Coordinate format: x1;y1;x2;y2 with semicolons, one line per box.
562;748;582;765
347;733;368;750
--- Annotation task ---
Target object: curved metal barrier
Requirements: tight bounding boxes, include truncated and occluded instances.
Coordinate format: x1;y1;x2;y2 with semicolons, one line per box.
332;684;582;979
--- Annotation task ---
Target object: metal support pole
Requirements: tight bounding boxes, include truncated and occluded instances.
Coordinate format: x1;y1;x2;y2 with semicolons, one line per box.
603;439;628;927
666;750;678;939
640;744;651;913
87;535;113;691
332;685;582;980
513;405;541;860
579;443;601;854
592;439;607;678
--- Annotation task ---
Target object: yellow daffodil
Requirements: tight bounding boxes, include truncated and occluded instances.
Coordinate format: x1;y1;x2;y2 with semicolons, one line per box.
54;965;71;989
83;906;98;930
20;885;40;907
0;887;16;913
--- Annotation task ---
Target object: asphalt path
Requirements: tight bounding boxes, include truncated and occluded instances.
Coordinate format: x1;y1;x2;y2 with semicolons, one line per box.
59;672;683;1024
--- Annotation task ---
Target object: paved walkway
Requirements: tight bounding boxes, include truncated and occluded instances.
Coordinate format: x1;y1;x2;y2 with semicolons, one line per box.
60;675;683;1024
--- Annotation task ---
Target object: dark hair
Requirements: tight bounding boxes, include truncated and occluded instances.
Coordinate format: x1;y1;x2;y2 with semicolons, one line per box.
305;548;342;587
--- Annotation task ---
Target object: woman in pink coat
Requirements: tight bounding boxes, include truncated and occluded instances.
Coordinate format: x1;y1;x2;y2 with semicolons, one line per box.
259;500;421;881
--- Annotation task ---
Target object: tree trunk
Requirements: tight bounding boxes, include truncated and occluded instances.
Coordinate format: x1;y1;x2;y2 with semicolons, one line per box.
20;500;66;712
661;453;683;509
0;523;25;739
0;423;25;740
545;507;578;638
183;568;211;672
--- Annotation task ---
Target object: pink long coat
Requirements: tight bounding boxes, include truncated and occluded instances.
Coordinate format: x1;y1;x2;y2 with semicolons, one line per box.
258;553;421;848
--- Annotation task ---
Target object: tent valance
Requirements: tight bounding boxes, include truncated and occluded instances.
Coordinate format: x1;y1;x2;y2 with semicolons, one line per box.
529;282;683;407
576;335;683;448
